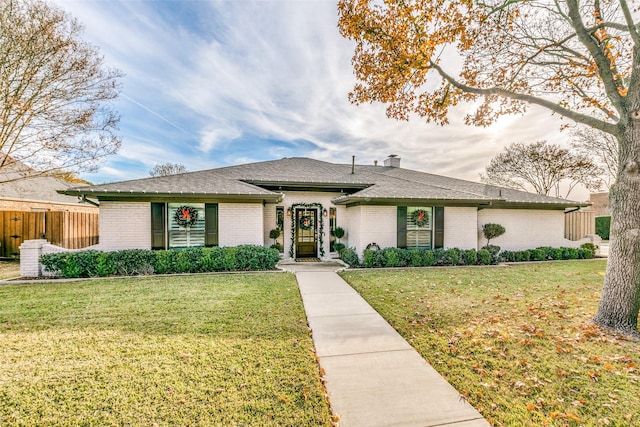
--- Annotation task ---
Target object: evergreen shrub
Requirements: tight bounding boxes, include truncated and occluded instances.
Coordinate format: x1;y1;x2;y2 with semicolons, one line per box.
40;245;280;278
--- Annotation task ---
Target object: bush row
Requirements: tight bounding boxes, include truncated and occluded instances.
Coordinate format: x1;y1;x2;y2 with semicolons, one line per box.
40;245;281;278
338;244;595;268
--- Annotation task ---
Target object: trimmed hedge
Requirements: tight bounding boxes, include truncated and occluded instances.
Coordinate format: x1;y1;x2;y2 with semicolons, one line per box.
595;216;611;240
340;245;595;268
359;247;496;268
40;245;281;278
500;246;594;262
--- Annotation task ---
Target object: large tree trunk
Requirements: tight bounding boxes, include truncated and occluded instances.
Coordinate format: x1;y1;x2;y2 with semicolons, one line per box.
592;130;640;339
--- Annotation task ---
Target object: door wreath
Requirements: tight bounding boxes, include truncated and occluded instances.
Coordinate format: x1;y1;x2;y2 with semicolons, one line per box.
299;214;314;230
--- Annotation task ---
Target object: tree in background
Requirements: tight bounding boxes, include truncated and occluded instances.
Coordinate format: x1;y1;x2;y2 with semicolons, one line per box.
149;163;188;177
338;0;640;337
480;141;603;199
0;0;122;184
572;127;619;189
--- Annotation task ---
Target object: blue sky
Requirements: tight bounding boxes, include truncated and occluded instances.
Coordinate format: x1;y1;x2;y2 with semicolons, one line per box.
55;0;584;197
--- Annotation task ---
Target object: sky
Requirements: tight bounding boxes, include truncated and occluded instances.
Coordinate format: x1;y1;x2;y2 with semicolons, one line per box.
54;0;589;200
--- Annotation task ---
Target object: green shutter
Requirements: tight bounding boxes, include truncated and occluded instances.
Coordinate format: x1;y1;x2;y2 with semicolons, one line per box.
151;203;166;250
205;203;218;247
434;207;444;249
397;206;407;248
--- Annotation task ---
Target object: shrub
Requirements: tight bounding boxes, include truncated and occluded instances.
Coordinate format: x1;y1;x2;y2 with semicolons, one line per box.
462;249;478;266
482;223;506;245
175;248;204;273
234;245;280;271
332;227;345;240
40;245;280;278
477;249;492;265
515;250;531;262
530;248;546;261
595;216;611;240
333;243;346;253
383;248;409;267
200;247;225;271
562;247;580;260
580;243;598;258
482;245;501;263
110;249;156;276
363;249;385;268
339;247;360;267
153;250;176;274
445;248;461;265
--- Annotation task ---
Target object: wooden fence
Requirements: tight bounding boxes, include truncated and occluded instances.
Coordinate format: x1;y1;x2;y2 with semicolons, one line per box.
564;210;595;241
0;211;98;257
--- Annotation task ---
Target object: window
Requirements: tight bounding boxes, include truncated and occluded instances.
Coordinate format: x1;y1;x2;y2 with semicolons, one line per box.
275;206;284;252
151;203;218;249
168;203;205;248
329;207;337;252
407;207;432;249
397;206;443;250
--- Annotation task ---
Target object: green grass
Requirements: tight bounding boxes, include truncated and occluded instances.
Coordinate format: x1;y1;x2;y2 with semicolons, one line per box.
341;261;640;426
0;273;331;426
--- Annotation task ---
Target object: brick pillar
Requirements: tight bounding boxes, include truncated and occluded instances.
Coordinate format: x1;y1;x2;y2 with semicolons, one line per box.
19;239;48;277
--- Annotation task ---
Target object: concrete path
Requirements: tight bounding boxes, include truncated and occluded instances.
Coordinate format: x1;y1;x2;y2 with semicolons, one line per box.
289;262;489;427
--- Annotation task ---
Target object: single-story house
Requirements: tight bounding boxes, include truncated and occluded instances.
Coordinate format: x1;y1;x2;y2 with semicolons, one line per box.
59;155;589;258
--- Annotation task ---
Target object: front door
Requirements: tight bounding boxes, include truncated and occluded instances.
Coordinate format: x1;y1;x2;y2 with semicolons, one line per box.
295;209;317;258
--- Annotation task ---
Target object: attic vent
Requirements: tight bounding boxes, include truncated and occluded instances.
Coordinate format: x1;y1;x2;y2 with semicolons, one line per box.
384;154;401;168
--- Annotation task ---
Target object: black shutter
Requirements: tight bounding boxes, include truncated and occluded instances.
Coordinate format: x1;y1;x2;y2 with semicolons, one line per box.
397;206;407;248
205;203;218;247
434;207;444;249
151;203;166;250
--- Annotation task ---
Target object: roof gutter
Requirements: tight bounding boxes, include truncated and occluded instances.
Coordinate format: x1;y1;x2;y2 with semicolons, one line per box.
58;189;283;203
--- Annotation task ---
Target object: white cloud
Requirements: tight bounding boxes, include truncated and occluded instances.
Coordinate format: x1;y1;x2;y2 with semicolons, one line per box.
54;0;585;199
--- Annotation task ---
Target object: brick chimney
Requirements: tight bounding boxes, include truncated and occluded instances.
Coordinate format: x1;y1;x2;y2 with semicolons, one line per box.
384;154;401;168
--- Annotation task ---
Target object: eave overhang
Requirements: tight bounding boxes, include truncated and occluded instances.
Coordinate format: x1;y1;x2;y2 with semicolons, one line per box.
332;195;590;210
57;189;283;203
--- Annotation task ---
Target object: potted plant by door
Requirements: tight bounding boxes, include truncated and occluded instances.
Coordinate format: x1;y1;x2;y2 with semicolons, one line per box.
332;226;345;252
269;228;283;252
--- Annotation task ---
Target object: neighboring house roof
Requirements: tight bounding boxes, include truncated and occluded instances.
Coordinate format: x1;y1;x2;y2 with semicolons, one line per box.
0;160;88;207
60;157;588;209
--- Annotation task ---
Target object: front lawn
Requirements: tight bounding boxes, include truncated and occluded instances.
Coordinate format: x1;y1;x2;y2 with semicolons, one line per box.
0;274;332;426
341;260;639;426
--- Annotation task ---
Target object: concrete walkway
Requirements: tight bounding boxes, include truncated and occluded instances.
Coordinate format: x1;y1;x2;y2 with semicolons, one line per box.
286;262;489;427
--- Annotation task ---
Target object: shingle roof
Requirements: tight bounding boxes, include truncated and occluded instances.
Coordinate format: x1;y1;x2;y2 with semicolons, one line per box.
61;157;588;208
0;161;84;205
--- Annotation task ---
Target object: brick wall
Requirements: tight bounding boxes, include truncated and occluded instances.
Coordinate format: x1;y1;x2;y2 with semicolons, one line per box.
477;208;576;250
353;205;397;254
218;203;263;246
99;201;151;250
444;207;478;249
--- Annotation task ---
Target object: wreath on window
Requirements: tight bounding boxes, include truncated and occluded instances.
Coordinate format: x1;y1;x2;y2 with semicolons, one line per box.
174;205;198;227
411;209;429;227
299;214;314;230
